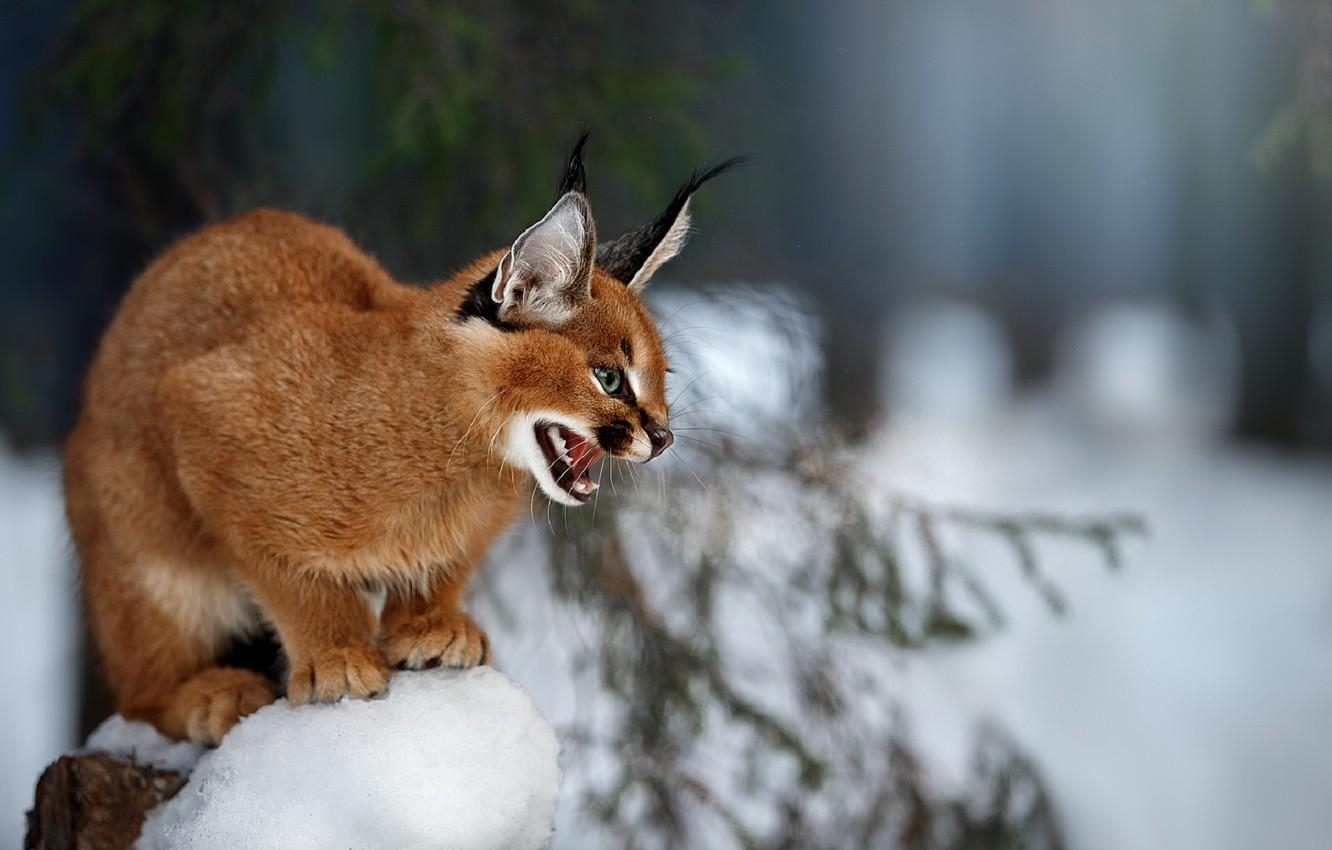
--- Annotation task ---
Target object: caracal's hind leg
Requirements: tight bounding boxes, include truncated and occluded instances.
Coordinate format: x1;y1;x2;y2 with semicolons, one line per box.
81;541;276;745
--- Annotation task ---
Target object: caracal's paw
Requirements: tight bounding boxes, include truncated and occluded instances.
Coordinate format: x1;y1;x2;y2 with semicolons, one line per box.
171;667;278;746
286;645;391;705
382;610;491;670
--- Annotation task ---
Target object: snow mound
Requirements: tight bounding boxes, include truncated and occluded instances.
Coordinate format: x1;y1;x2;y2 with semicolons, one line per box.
85;714;205;774
135;666;559;850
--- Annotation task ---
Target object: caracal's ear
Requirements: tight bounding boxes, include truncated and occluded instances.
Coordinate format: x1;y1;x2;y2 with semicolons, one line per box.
492;137;596;326
597;155;748;292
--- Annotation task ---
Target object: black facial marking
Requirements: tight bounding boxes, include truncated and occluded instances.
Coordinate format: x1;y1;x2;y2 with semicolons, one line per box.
596;420;634;454
455;269;517;330
620;338;633;361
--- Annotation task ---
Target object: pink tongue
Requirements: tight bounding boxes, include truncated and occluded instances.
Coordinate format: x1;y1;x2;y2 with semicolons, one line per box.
564;432;599;477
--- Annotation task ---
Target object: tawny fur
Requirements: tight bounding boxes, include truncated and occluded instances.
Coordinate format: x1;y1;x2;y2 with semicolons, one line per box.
64;207;673;744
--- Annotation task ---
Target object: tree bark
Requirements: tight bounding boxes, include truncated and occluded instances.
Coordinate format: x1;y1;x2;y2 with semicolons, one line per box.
24;754;186;850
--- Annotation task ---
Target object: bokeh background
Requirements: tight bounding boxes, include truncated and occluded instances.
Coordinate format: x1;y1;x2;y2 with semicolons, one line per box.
4;1;1332;849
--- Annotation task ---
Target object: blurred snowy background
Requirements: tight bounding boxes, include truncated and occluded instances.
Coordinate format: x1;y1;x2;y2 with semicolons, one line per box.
5;1;1332;849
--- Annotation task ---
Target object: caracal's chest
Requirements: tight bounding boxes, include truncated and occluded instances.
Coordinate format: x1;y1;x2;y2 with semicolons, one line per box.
322;477;522;593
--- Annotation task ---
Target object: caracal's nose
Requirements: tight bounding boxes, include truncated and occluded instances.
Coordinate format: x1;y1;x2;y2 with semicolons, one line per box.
647;425;674;460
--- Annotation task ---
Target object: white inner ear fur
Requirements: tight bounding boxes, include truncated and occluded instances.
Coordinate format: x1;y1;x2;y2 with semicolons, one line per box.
627;199;692;292
493;193;593;324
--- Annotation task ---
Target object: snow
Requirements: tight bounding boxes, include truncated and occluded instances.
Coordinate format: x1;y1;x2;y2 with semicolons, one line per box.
84;716;205;775
871;413;1332;850
868;299;1332;850
129;667;559;850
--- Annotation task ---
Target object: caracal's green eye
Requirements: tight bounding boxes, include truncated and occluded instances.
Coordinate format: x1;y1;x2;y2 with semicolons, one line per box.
594;366;623;395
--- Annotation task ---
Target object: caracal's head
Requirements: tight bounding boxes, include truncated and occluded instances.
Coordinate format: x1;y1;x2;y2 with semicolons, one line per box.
461;135;742;506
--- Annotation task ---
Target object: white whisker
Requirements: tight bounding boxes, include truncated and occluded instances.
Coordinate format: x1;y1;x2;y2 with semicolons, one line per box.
446;390;505;474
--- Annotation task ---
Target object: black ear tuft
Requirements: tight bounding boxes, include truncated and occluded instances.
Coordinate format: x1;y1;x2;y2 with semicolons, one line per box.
557;130;591;199
677;155;750;203
596;155;749;287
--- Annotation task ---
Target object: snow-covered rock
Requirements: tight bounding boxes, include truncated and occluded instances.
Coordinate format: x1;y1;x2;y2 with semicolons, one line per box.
1054;302;1239;442
881;298;1016;421
88;667;560;850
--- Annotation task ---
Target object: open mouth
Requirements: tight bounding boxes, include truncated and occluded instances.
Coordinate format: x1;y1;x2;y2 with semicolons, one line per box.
534;422;603;503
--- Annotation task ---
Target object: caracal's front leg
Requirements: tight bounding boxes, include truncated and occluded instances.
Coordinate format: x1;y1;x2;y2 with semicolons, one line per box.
380;570;491;670
237;561;391;705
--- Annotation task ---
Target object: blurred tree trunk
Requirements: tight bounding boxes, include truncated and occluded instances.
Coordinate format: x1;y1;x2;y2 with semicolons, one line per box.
758;0;904;437
821;305;884;440
1233;163;1320;445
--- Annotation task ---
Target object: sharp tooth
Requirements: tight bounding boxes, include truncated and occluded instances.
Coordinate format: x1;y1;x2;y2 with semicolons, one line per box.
572;478;598;495
547;425;565;455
